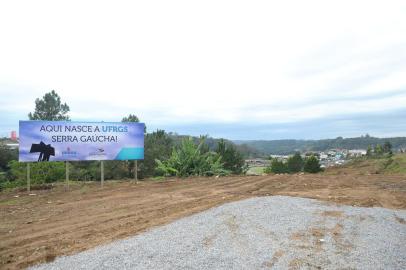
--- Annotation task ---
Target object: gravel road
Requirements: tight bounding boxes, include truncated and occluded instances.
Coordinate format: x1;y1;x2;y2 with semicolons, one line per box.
31;196;406;270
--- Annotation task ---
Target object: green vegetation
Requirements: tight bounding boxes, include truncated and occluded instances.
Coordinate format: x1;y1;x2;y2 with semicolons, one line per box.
385;154;406;174
303;155;322;173
122;114;147;132
287;153;304;173
366;141;393;158
340;141;406;174
265;159;288;174
156;137;227;177
121;114;140;123
1;161;65;189
0;143;17;172
141;130;173;178
264;154;321;174
247;166;264;175
215;139;247;174
28;90;70;121
327;154;406;175
172;135;261;158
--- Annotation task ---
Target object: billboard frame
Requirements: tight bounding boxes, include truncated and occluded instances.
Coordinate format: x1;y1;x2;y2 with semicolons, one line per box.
19;120;145;191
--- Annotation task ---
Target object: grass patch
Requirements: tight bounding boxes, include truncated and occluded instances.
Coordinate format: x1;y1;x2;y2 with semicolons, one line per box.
385;155;406;174
152;176;166;181
327;154;406;175
0;196;31;206
247;166;265;175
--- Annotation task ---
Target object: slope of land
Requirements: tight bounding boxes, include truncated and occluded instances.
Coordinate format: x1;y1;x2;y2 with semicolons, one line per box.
326;154;406;175
1;168;405;269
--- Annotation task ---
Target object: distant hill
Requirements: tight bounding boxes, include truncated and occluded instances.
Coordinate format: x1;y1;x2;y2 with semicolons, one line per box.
168;133;263;158
234;136;406;155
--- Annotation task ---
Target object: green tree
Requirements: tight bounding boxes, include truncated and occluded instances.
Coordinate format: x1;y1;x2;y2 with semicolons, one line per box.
140;130;173;178
374;144;383;155
383;141;392;153
366;145;373;157
70;161;99;181
269;159;288;174
122;114;140;123
287;152;304;173
122;114;146;132
156;137;228;177
304;155;321;173
0;144;17;171
216;139;246;174
8;160;65;184
28;90;70;120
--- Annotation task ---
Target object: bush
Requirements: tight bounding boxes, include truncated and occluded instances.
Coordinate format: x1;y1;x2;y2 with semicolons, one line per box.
156;137;229;177
139;130;173;178
304;155;321;173
287;153;304;173
263;165;272;174
0;144;17;171
268;158;288;174
216;139;247;174
8;160;65;184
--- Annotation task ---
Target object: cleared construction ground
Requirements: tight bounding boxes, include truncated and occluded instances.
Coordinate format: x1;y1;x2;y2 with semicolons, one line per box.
1;171;406;269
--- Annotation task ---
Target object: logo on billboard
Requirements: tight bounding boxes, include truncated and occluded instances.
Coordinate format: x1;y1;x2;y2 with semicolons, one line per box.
62;147;78;157
89;148;107;157
29;141;55;162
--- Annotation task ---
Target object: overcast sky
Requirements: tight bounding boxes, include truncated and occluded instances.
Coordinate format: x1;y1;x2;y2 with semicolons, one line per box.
1;0;405;140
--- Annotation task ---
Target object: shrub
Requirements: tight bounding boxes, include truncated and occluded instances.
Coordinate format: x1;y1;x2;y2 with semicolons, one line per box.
0;144;17;171
140;130;173;178
269;159;288;174
8;160;65;184
216;139;247;174
304;155;321;173
287;153;304;173
156;137;229;177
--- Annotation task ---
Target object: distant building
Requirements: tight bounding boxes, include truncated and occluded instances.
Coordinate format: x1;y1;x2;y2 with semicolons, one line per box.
319;153;328;160
246;159;270;167
10;131;17;141
348;149;367;157
269;155;289;161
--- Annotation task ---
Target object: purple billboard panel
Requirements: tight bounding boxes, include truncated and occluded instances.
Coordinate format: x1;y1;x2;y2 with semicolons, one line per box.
19;121;144;162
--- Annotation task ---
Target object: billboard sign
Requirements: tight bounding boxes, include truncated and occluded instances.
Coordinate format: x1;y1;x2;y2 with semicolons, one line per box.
19;121;144;162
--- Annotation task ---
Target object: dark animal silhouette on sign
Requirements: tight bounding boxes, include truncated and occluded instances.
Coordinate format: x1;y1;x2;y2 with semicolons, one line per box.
30;141;55;161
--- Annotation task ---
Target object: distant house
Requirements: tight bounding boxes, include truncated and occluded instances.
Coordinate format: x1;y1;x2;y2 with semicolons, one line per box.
319;153;328;160
6;143;19;149
348;149;367;157
245;159;270;167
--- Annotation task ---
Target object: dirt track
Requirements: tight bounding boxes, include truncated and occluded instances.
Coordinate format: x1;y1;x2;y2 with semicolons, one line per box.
1;173;406;269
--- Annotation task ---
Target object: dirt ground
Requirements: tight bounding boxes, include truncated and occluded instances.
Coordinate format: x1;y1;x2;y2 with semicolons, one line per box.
1;173;406;269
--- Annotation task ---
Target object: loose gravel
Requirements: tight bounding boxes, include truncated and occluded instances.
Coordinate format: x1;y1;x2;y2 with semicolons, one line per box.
31;196;406;270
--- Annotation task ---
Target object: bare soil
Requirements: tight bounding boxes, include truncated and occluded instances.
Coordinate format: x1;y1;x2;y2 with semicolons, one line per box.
1;173;405;269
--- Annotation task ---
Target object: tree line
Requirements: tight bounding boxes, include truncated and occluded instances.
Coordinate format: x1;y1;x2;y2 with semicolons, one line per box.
366;142;393;157
264;153;321;174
